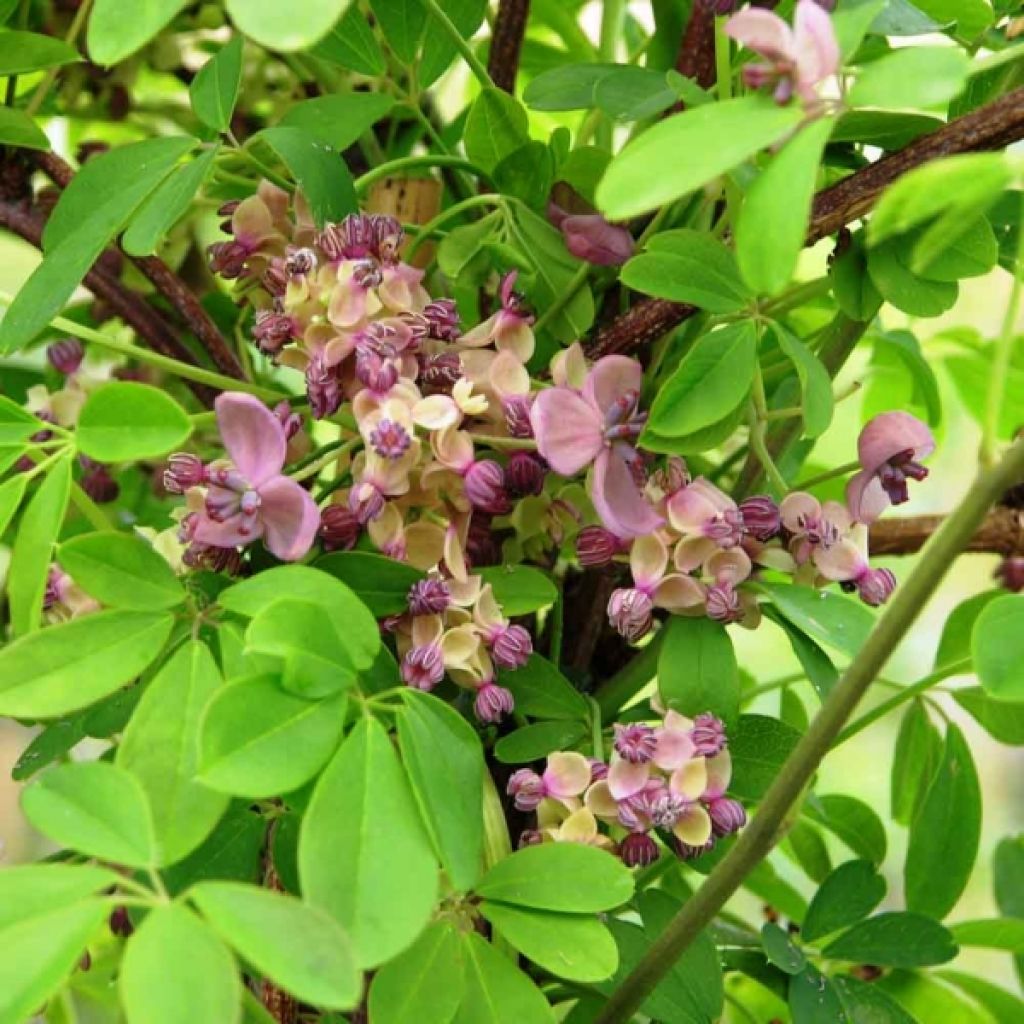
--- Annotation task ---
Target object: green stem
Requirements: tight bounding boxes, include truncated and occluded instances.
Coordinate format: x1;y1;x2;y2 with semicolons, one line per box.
760;277;832;320
763;406;803;422
290;439;359;483
404;194;504;261
0;296;289;403
24;0;92;117
589;698;604;761
421;0;494;88
594;629;666;720
794;459;861;490
593;434;1024;1024
355;155;487;193
747;363;788;495
532;263;591;334
70;479;114;531
714;16;733;101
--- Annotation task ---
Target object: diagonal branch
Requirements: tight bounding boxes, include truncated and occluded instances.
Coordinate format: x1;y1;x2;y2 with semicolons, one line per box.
870;505;1024;557
588;86;1024;357
674;0;718;90
487;0;531;94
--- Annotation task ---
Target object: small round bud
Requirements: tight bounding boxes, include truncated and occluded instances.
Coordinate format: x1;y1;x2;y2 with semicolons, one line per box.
163;453;206;494
997;555;1024;593
614;723;657;764
857;567;897;607
474;682;515;723
464;460;511;515
708;797;747;837
407;578;451;616
491;624;532;670
320;506;361;552
739;495;781;541
47;338;84;375
507;768;544;812
690;713;726;757
577;526;626;568
506;451;546;497
620;832;660;868
607;588;654;642
401;645;444;691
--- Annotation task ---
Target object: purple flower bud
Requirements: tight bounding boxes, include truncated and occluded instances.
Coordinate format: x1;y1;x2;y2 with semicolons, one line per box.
422;298;461;341
262;261;288;297
320;505;361;551
690;713;726;757
706;582;743;624
44;567;70;610
402;645;445;691
273;402;303;441
253;311;296;356
208;239;251;279
518;829;544;848
369;418;412;460
503;395;534;439
182;543;244;575
708;797;747;837
506;451;546;497
650;792;688;829
285;246;317;277
620;831;660;868
739;495;781;541
47;338;84;375
589;758;609;782
559;213;635;266
418;351;463;395
857;567;897;607
109;906;134;938
464;460;511;515
163;453;206;494
80;463;119;504
348;482;385;524
997;556;1024;593
614;723;657;764
607;587;654;642
466;511;501;568
408;578;451;616
507;768;544;811
355;350;399;394
676;837;716;861
491;624;533;670
474;682;515;723
577;526;626;568
705;508;745;548
306;356;342;420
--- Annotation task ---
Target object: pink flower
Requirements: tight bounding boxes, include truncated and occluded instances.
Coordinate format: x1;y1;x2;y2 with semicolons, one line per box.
191;394;319;562
530;355;662;538
780;491;851;562
667;477;744;568
846;412;934;524
459;271;535;360
548;203;634;266
726;0;839;108
507;752;592;812
814;523;897;607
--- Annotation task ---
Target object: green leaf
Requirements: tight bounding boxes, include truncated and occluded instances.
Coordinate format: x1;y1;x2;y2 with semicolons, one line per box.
199;675;347;798
0;393;42;444
122;146;221;256
597;94;804;219
219;565;379;668
58;531;185;610
419;0;487;86
257;126;357;227
868;237;959;316
995;835;1024;984
316;550;424;616
494;141;555;209
658;615;739;727
802;860;887;943
475;842;633;913
774;326;834;438
8;455;70;637
0;608;172;718
280;93;394;151
621;229;751;313
524;63;621;111
938;971;1024;1024
87;0;189;64
832;109;941;149
831;231;883;320
763;608;838;699
368;0;426;63
850;47;970;110
736;117;832;296
225;0;350;51
833;975;917;1024
22;760;157;867
866;329;942;428
785;819;832;884
117;641;228;866
759;582;875;658
494;720;589;763
891;700;942;824
455;931;555;1024
950;918;1024;952
480;901;618;983
368;921;465;1024
761;922;805;975
300;716;438;968
972;594;1024;700
910;216;998;281
0;899;109;1024
789;963;845;1024
0;863;119;930
823;912;957;968
592;66;675;121
479;564;557;615
806;793;887;865
120;903;241;1024
190;36;244;134
728;715;802;801
398;690;485;892
954;688;1024;745
0;106;50;150
879;970;994;1024
905;723;981;919
646;321;757;438
77;382;192;461
501;654;589;720
831;0;886;57
190;882;360;1010
936;592;997;670
0;30;81;73
308;4;385;75
464;88;530;173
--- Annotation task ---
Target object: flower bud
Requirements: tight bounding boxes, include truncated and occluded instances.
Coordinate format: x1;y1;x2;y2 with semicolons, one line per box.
739;495;781;541
47;338;84;375
503;395;534;439
320;505;361;551
253;311;296;356
407;578;451;616
418;351;462;395
491;623;533;670
422;298;461;341
708;796;747;837
163;453;206;494
355;349;399;394
589;758;609;782
559;213;635;266
676;837;716;861
285;246;317;277
996;555;1024;593
576;526;626;568
506;451;546;497
690;713;726;757
464;460;511;515
306;356;342;419
273;402;303;441
109;905;134;938
402;645;444;691
80;462;119;503
614;723;657;764
856;567;897;607
607;587;654;642
474;682;515;723
507;768;544;811
518;829;544;848
620;831;659;868
706;582;742;623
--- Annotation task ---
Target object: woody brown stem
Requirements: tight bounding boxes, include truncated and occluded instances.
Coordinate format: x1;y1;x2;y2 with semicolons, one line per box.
870;506;1024;557
488;0;531;94
589;86;1024;357
675;0;718;90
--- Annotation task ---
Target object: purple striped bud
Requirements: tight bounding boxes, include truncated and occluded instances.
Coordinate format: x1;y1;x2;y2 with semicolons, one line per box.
620;831;659;868
348;483;385;524
285;246;317;277
491;624;532;670
676;837;716;861
402;645;444;691
503;395;534;439
273;402;303;441
706;582;742;624
464;460;511;515
589;758;609;782
576;526;626;568
422;298;461;341
355;350;399;394
306;356;342;419
506;451;546;497
418;351;463;395
607;587;654;642
47;338;84;375
857;567;896;607
320;506;361;552
690;713;726;757
407;578;451;616
739;495;781;541
614;723;657;764
705;508;745;548
650;792;688;829
163;453;206;494
253;311;296;355
997;556;1024;593
708;797;746;837
507;768;544;811
474;682;515;723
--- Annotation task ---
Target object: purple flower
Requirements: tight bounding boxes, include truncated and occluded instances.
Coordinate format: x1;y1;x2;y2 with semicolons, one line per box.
253;311;297;356
507;768;544;812
576;525;628;568
319;505;361;552
369;419;412;460
306;354;342;420
273;401;303;441
706;581;742;624
708;797;747;838
614;723;657;764
464;460;511;515
607;587;655;642
473;681;515;724
402;644;445;691
47;338;84;375
407;578;451;616
738;495;781;541
620;831;659;868
506;451;546;497
422;298;461;341
191;394;320;562
548;202;635;266
856;566;897;607
163;453;206;494
491;623;533;670
690;714;726;757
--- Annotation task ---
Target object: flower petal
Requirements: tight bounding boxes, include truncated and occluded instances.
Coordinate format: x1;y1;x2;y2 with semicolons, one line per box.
670;758;708;801
856;411;935;476
779;491;821;533
653;574;706;612
725;7;795;63
192;513;260;550
845;469;890;525
530;388;604;476
584;780;620;821
704;749;732;800
215;393;286;486
607;759;650;801
652;723;696;772
630;534;668;589
794;0;840;86
672;804;712;847
557;807;599;843
591;448;664;540
257;476;319;561
583;355;642;415
543;752;592;799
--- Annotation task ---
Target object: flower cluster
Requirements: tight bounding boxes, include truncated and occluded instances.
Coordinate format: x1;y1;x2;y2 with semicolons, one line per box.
508;705;744;867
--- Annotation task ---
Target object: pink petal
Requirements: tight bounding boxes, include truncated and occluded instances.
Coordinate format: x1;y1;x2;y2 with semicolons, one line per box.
583;356;642;416
543;752;592;799
794;0;840;86
672;804;712;847
592;448;664;540
704;749;732;800
607;759;650;801
257;476;320;562
530;388;604;476
652;725;696;772
561;215;635;266
669;758;708;801
653;574;705;612
192;512;261;550
725;7;795;63
779;491;821;533
215;394;286;487
856;411;935;476
845;469;890;525
813;536;865;582
630;534;668;590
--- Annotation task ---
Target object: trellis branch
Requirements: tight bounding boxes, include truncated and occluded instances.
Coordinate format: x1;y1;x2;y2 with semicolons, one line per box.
487;0;530;94
674;0;718;90
870;506;1024;557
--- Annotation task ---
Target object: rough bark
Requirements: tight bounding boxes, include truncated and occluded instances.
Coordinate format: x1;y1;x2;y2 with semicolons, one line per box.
488;0;530;94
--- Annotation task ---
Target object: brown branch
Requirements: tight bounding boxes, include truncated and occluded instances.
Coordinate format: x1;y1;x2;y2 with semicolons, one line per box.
0;199;216;405
488;0;530;94
30;150;244;381
589;85;1024;357
674;0;718;90
870;506;1024;557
